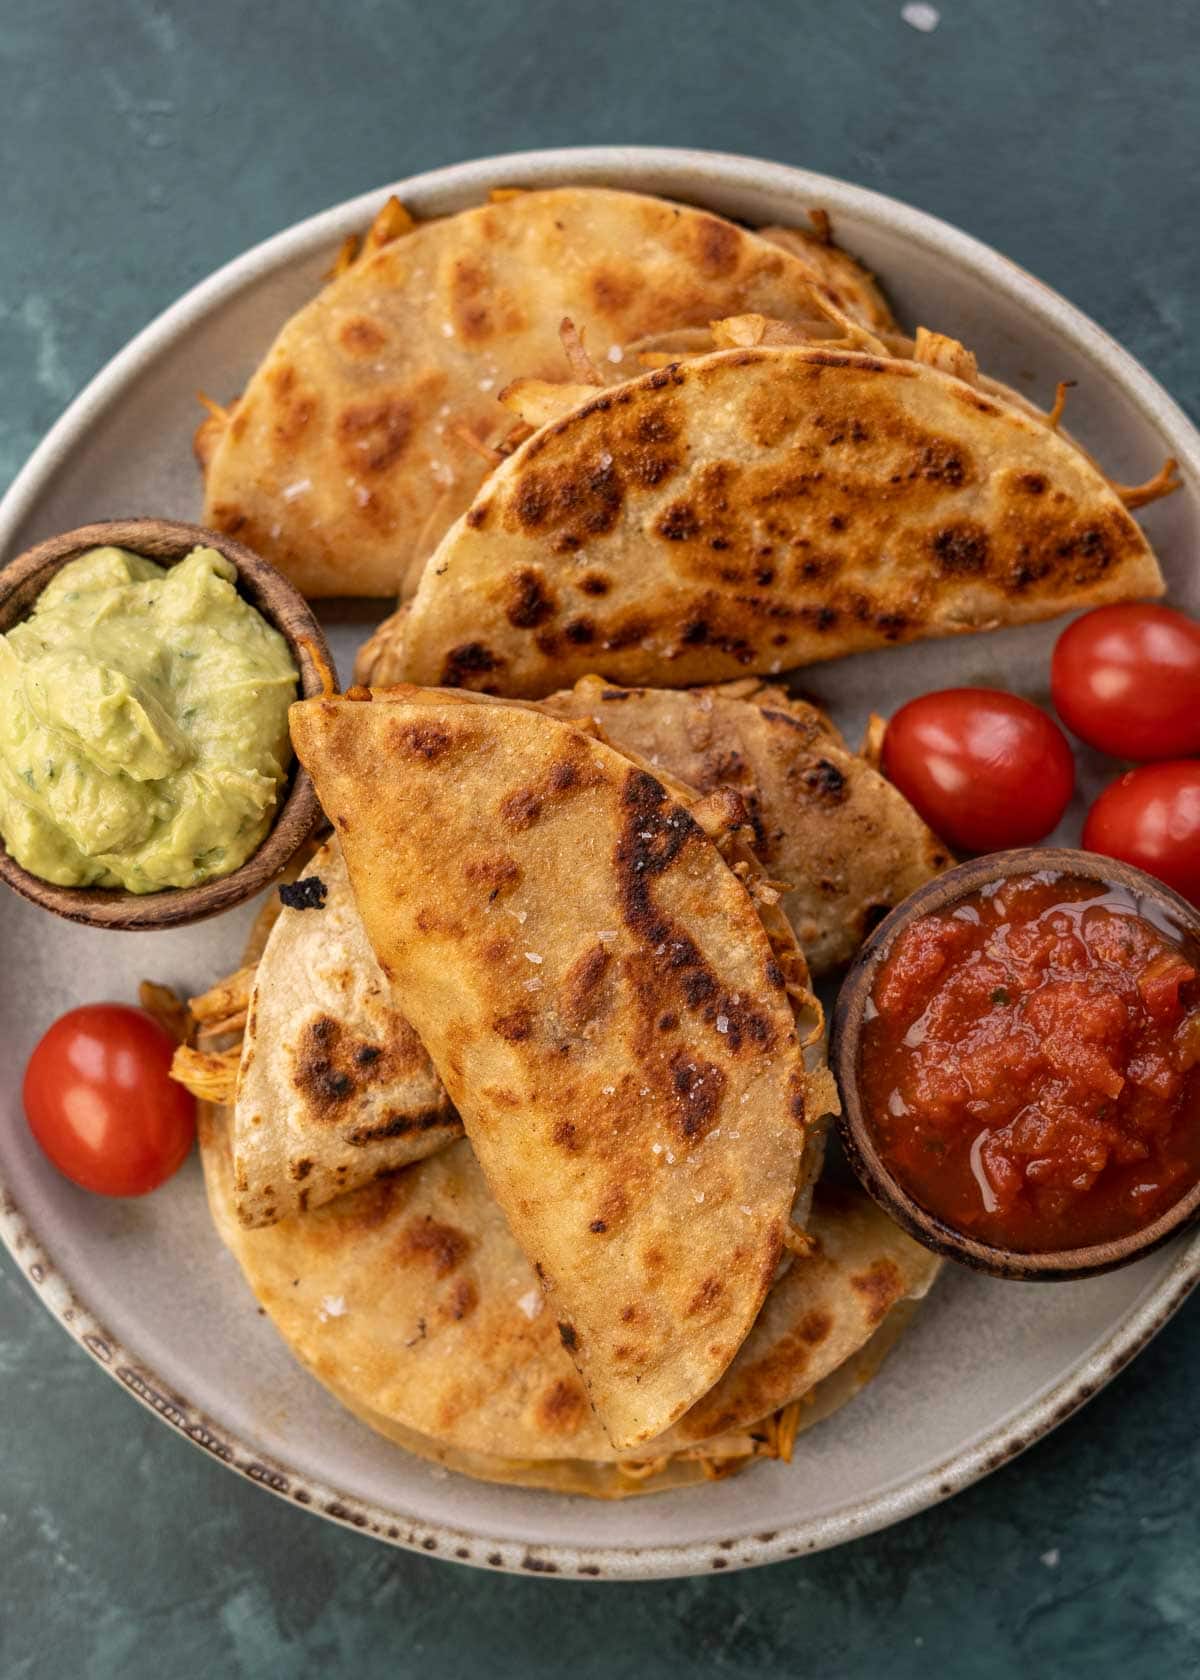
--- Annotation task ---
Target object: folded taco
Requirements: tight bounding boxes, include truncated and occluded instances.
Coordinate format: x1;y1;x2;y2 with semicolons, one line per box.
199;1109;938;1496
177;676;943;1230
356;341;1167;696
290;687;837;1448
198;188;889;600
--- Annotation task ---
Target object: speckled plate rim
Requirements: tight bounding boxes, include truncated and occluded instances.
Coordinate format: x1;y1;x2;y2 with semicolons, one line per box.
3;145;1200;1581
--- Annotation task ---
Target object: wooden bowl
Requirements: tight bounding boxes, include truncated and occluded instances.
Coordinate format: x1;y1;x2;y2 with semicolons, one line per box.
831;847;1200;1281
0;518;331;930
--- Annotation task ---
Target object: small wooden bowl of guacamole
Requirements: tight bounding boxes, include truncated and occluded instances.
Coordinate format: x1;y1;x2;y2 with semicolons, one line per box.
0;518;333;930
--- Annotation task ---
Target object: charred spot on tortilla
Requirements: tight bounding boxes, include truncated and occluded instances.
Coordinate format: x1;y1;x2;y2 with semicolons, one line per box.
686;1276;725;1317
336;397;415;475
492;1007;535;1043
401;1216;472;1278
389;720;458;760
294;1016;389;1113
603;617;651;652
513;457;625;544
670;1055;727;1140
279;875;328;911
595;1183;631;1228
850;1258;905;1325
658;503;701;542
919;441;971;485
557;1321;579;1352
499;786;544;830
552;1118;579;1151
932;524;991;576
616;775;775;1045
536;1379;590;1435
442;642;502;688
799;1309;834;1346
334;1172;409;1234
507;568;556;628
800;759;849;803
338;316;389;356
631;452;678;490
347;1108;452;1146
501;742;605;834
559;943;612;1034
463;853;521;895
482;1086;522;1109
617;770;701;892
442;1277;479;1323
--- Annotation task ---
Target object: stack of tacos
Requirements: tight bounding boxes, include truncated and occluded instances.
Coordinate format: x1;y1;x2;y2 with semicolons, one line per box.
190;682;940;1489
181;181;1175;1496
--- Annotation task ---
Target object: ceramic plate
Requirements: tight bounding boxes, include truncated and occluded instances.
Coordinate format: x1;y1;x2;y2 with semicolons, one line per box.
2;147;1198;1581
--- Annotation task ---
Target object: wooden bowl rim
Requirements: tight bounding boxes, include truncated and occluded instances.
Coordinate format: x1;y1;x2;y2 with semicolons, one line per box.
0;518;330;930
831;846;1200;1282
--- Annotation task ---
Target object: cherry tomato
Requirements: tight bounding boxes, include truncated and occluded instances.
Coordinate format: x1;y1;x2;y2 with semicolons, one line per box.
1052;604;1200;760
882;687;1074;853
1083;762;1200;905
23;1004;196;1196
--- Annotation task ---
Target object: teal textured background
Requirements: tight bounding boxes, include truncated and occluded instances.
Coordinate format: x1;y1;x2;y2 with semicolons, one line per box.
2;1;1199;1673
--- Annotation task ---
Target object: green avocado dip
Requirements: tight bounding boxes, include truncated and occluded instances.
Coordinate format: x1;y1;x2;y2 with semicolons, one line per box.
0;545;299;893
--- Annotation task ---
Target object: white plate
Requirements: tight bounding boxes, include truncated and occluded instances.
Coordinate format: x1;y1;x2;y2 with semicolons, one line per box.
2;147;1198;1582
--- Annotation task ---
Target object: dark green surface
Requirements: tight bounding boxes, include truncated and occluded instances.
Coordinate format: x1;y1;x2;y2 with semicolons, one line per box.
3;0;1199;1674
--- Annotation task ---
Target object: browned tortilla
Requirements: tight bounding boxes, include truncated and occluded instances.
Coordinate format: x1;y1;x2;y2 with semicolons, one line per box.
543;677;951;974
199;188;891;600
355;344;1164;696
218;679;940;1232
200;1099;939;1494
231;839;461;1226
290;688;835;1449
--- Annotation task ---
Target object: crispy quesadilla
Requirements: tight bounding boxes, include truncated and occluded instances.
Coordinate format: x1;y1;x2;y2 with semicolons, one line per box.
290;687;836;1449
197;188;892;601
355;343;1167;697
542;676;951;974
222;838;460;1227
199;1097;939;1495
175;677;941;1230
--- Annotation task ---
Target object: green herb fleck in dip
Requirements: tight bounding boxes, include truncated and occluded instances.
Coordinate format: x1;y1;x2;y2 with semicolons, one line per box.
0;545;299;892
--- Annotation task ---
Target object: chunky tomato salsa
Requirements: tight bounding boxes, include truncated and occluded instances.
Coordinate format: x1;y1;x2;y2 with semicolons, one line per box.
861;872;1200;1252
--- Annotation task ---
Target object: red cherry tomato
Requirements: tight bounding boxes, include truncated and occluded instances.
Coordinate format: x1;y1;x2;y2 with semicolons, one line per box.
23;1004;196;1196
882;687;1075;853
1052;604;1200;760
1083;762;1200;905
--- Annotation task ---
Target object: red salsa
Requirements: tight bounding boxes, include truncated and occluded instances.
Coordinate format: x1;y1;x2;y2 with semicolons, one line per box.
861;872;1200;1252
